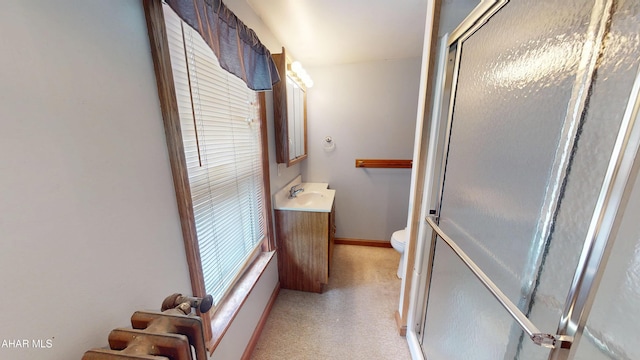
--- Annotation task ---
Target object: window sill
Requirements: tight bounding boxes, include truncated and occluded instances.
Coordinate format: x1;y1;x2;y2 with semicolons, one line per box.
206;251;276;355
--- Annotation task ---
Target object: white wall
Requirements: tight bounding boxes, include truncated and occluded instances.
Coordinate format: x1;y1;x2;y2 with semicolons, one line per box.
303;59;421;241
0;1;279;359
0;1;192;359
211;256;279;360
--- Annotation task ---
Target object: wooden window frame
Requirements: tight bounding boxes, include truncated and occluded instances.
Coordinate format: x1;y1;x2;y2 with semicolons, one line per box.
143;0;275;351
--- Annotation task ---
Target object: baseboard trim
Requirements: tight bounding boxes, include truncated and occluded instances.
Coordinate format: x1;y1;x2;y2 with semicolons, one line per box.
241;282;281;360
395;310;407;337
335;237;392;248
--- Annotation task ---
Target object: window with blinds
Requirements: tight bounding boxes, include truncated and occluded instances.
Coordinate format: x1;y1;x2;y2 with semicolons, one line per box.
164;6;267;306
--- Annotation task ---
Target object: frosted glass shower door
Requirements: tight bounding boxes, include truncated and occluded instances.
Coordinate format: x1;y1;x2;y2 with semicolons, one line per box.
572;168;640;360
418;0;640;359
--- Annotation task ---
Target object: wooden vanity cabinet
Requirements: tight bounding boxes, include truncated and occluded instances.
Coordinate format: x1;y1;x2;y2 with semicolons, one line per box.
275;204;335;293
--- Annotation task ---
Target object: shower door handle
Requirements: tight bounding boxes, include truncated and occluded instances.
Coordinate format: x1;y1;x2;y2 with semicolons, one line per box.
425;216;573;350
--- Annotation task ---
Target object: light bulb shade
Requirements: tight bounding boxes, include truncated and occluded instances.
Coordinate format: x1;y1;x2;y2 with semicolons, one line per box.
300;73;310;84
291;61;303;73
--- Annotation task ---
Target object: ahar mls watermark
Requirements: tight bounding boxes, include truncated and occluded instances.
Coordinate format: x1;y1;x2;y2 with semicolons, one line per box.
1;338;54;349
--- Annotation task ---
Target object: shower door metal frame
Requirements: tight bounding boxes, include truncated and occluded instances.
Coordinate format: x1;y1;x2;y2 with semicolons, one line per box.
406;33;450;356
407;1;511;357
407;0;640;359
548;52;640;360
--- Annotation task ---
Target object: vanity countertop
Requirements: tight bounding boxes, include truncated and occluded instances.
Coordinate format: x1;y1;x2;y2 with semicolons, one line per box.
273;177;335;212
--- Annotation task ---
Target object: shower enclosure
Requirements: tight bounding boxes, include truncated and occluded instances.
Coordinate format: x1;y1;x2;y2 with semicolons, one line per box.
407;0;640;359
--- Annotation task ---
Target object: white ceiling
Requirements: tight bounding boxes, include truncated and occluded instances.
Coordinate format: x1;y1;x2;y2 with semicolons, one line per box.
246;0;430;66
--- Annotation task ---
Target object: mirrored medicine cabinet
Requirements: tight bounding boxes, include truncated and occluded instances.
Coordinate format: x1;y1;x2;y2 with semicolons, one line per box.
272;47;308;167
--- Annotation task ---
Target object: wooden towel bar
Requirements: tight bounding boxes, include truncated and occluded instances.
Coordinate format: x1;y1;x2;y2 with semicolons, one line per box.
355;159;412;169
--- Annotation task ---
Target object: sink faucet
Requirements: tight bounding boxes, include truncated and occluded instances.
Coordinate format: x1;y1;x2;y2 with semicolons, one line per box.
288;184;304;198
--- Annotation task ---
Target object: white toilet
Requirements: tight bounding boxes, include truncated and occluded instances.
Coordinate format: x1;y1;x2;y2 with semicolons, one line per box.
391;228;408;279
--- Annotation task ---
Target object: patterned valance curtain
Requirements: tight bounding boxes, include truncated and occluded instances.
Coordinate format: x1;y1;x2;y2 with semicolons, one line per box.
165;0;280;91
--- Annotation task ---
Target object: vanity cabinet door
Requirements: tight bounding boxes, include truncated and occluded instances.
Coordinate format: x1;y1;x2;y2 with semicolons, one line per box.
328;204;335;276
275;210;330;293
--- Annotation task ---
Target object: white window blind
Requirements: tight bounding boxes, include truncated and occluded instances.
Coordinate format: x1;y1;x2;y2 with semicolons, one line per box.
164;7;266;305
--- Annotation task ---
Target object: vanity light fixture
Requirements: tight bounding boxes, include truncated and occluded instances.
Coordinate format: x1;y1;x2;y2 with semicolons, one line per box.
289;61;314;88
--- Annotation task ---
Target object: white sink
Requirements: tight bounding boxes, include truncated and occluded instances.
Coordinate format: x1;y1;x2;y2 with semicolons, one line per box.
292;191;326;206
274;176;335;212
